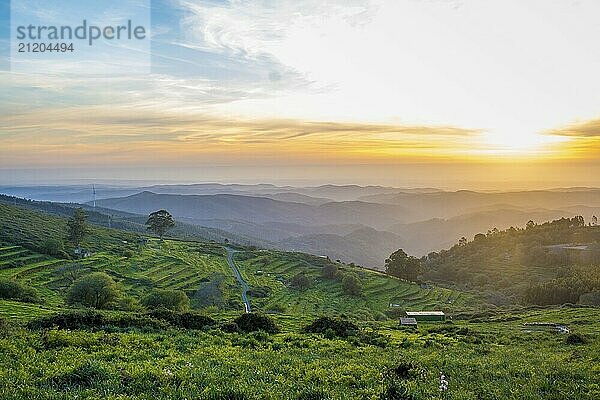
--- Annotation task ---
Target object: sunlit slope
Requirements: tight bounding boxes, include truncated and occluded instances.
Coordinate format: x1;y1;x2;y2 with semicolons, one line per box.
0;203;477;318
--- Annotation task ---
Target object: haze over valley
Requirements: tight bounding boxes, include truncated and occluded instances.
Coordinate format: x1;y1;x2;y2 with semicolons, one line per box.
4;183;599;268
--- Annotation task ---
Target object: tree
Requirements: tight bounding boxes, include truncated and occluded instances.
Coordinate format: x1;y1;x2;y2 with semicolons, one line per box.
322;263;339;280
458;237;468;246
385;249;422;282
290;273;312;290
66;272;122;309
592;216;598;226
342;273;362;296
146;210;175;240
142;289;189;311
526;220;536;229
67;208;89;248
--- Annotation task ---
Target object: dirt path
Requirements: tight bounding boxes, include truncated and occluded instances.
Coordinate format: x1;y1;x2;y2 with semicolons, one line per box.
225;247;251;313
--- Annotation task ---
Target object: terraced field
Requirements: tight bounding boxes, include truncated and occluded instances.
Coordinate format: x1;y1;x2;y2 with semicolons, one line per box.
0;240;242;309
0;239;474;319
235;251;471;318
0;203;478;318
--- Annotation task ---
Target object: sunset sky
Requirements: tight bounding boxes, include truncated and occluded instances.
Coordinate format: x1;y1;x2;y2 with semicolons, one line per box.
1;0;599;188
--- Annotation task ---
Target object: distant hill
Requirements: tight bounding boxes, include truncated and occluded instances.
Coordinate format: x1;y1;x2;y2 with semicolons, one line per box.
92;191;409;228
360;189;600;220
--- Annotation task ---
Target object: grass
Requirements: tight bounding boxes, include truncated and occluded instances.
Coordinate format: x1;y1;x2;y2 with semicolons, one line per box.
0;306;598;399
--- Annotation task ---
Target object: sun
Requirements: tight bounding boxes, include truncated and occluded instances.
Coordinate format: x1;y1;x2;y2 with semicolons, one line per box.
480;130;571;155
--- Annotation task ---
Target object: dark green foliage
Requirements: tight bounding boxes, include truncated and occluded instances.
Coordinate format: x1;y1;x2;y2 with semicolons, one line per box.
219;321;240;333
42;237;67;258
579;291;600;306
385;249;422;282
297;389;330;400
27;310;169;331
247;286;272;298
524;266;600;305
322;263;339;280
0;279;40;303
146;209;176;240
303;316;359;338
379;362;422;400
67;208;90;248
202;390;248;400
290;273;312;290
146;309;215;329
565;333;587;345
142;289;190;311
342;273;362;296
424;217;600;303
50;359;110;390
234;313;279;333
67;272;122;309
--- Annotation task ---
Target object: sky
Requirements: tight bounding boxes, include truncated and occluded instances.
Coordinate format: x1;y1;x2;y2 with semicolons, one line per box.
0;0;599;189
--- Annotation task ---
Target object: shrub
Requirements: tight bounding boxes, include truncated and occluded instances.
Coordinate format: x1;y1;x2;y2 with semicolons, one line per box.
234;313;279;333
66;272;122;309
142;289;190;311
145;309;215;329
303;316;359;338
342;273;362;296
42;238;66;258
27;310;169;331
565;333;587;345
220;322;240;333
290;273;312;290
0;279;40;303
579;291;600;306
247;286;272;298
322;264;339;280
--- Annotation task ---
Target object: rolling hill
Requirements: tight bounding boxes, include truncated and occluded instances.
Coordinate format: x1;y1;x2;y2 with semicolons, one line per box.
0;203;474;318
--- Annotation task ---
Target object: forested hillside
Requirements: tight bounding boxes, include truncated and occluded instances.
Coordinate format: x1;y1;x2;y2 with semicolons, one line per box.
422;217;600;305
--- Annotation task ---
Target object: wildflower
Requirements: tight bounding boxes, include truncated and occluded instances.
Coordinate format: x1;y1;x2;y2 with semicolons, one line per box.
439;372;449;392
164;368;173;376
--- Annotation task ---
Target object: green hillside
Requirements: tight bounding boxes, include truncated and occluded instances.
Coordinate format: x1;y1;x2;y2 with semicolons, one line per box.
423;217;600;305
0;203;474;318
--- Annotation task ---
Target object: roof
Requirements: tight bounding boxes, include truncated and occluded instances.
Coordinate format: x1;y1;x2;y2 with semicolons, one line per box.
400;317;417;325
406;311;445;316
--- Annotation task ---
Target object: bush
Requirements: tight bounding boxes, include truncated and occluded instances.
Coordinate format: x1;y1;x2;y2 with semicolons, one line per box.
579;291;600;306
0;279;40;303
42;238;67;258
66;272;122;309
247;286;272;298
322;264;339;280
565;333;587;345
342;273;362;296
234;313;279;333
303;316;359;338
142;289;190;311
27;310;169;331
145;309;215;329
290;273;312;290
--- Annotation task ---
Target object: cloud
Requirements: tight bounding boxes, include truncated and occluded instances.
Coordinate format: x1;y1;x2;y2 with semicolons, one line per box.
0;106;483;167
550;119;600;137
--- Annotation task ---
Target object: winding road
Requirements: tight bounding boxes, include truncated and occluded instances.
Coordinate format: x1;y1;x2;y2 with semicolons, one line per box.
225;247;251;313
